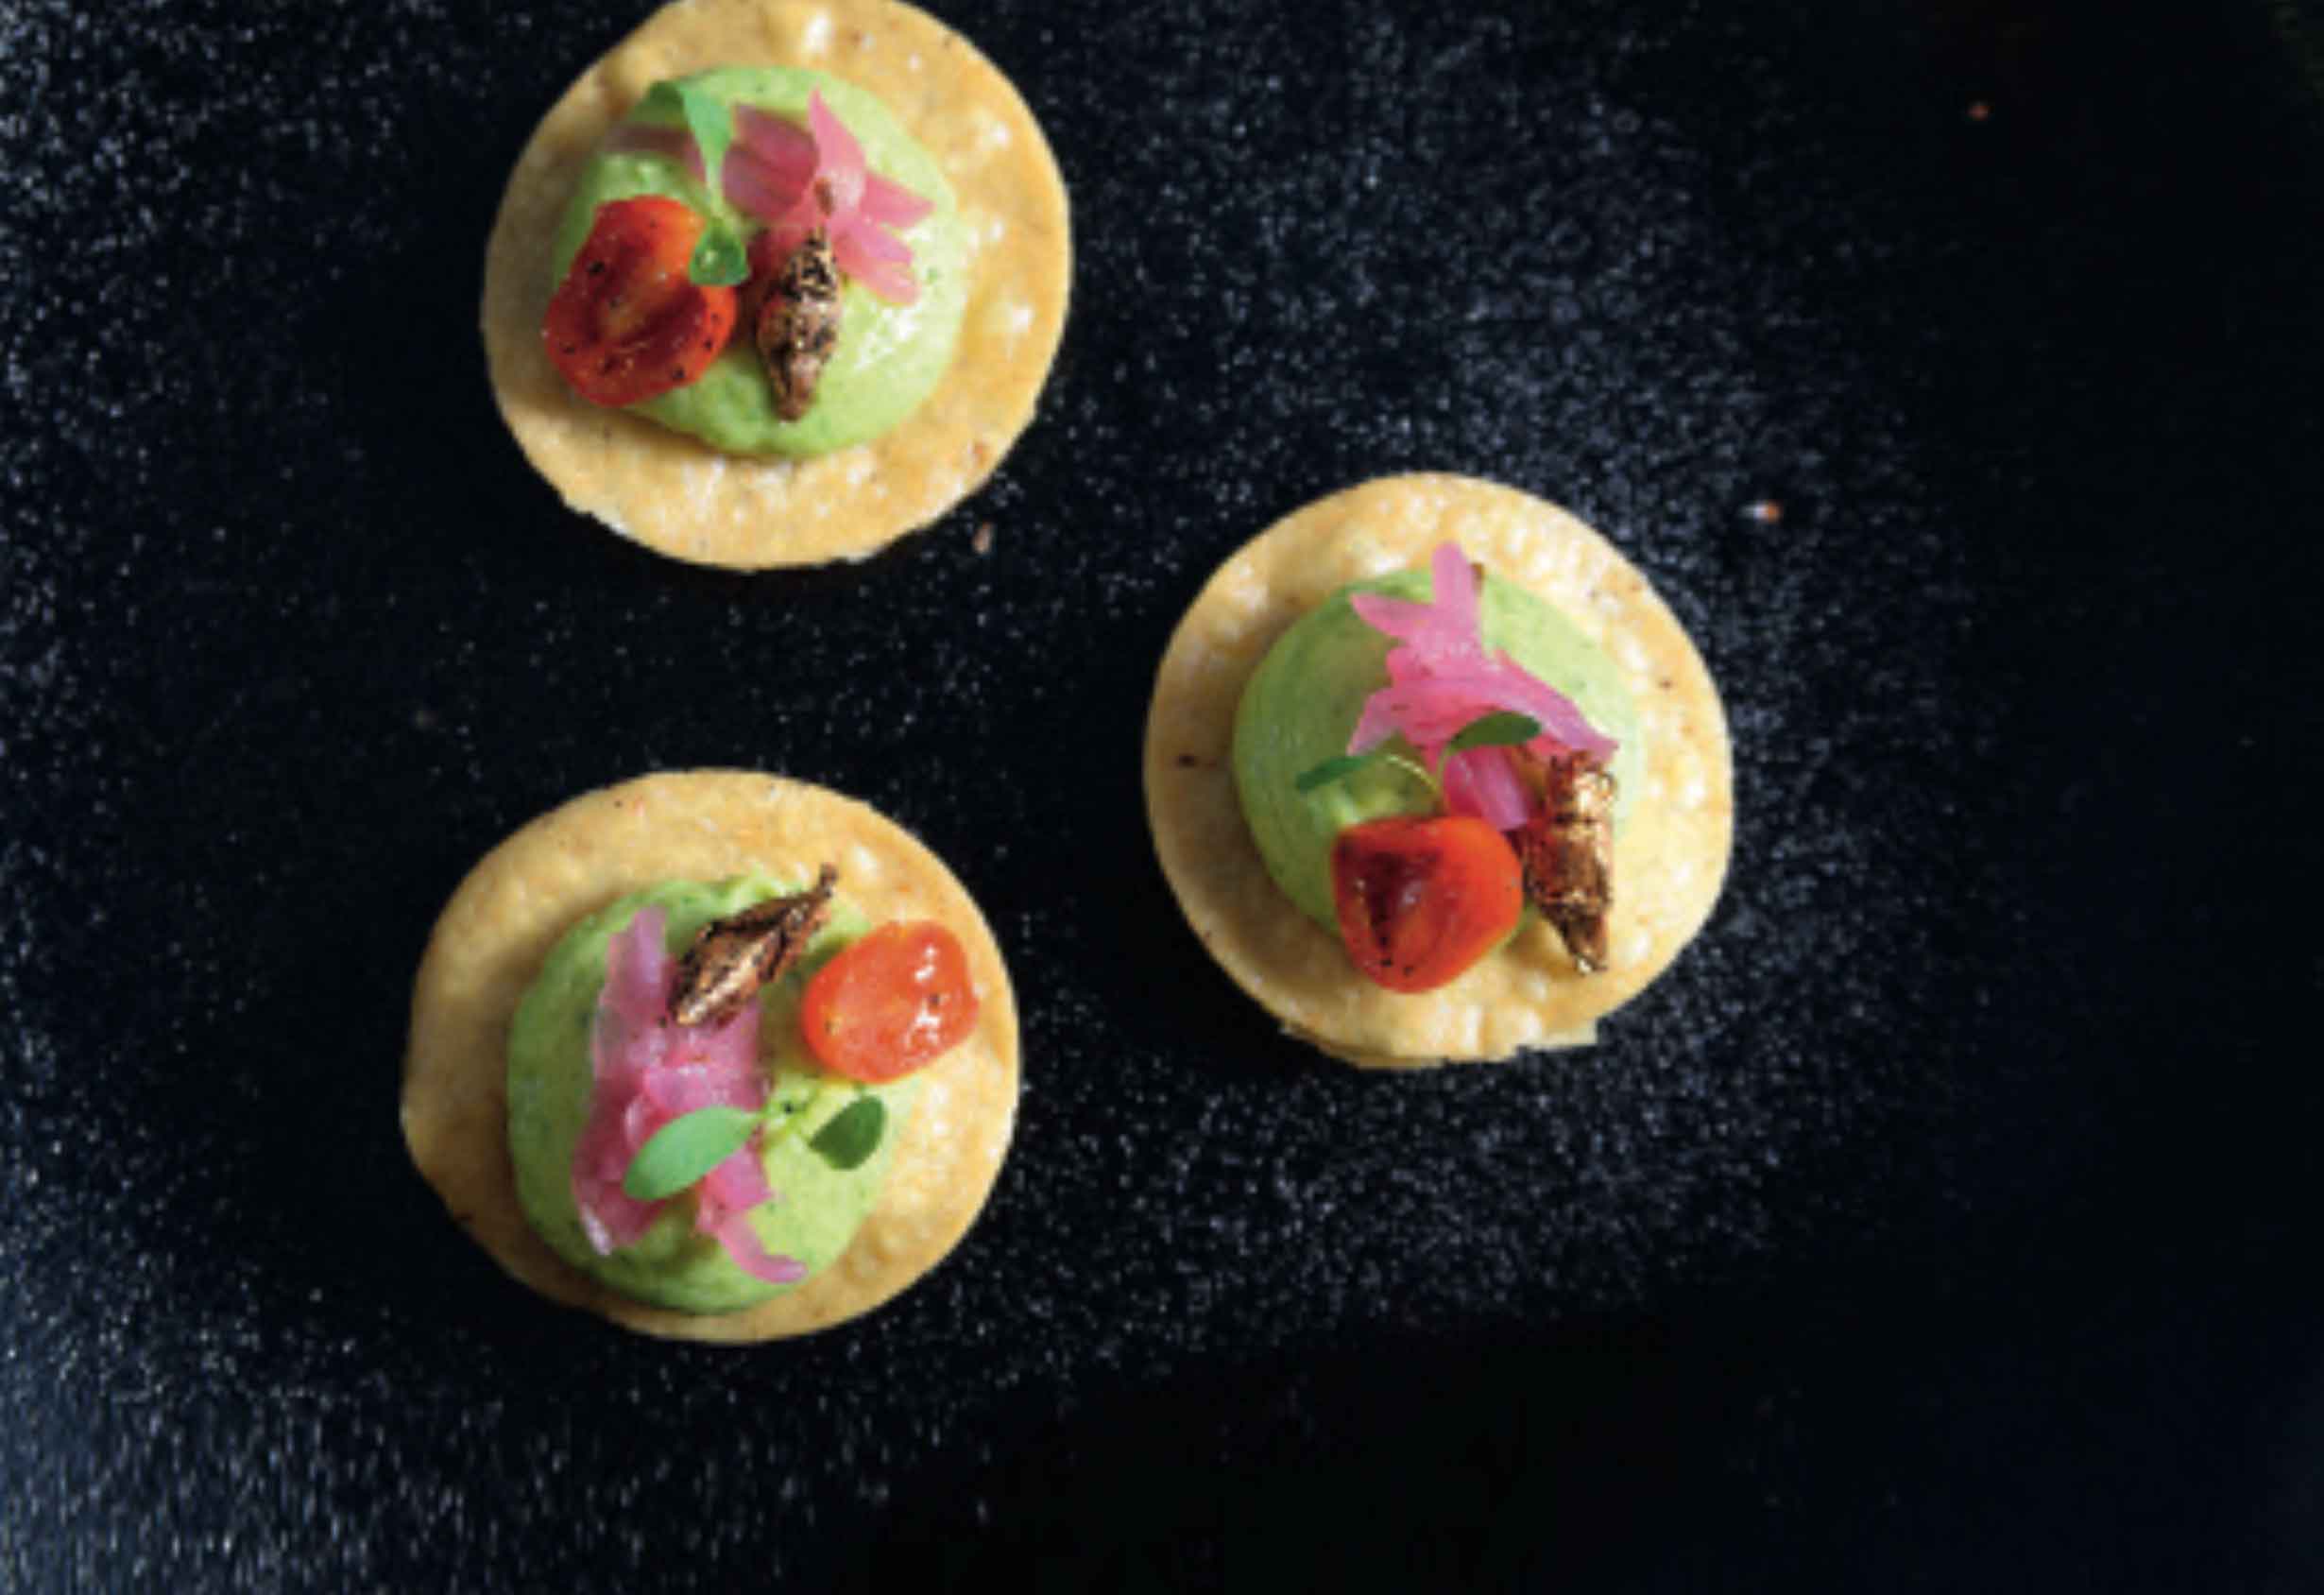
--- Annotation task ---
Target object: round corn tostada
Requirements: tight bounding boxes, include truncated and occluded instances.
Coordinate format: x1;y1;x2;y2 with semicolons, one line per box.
481;0;1071;569
402;770;1018;1341
1143;474;1733;1068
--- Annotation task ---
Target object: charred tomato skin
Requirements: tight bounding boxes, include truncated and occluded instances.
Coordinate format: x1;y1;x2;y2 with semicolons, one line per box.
543;196;738;407
800;921;980;1083
1329;815;1524;993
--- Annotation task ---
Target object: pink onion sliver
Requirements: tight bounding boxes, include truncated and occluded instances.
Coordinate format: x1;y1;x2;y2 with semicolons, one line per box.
620;1091;658;1149
1347;592;1437;643
713;1214;809;1285
862;172;932;228
1350;592;1482;668
1349;677;1477;751
731;104;817;185
641;1058;758;1118
722;144;812;223
1442;747;1532;830
573;1116;662;1254
697;1152;808;1285
590;1008;660;1094
598;909;672;1029
694;1148;773;1231
576;1189;661;1255
681;1000;764;1072
1428;542;1480;648
806;92;867;213
1348;678;1501;752
839;249;920;305
1482;654;1618;761
838;217;912;265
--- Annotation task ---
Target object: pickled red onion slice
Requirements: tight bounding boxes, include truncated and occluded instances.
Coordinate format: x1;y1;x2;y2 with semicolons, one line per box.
730;104;818;196
805;93;867;214
723;94;926;305
573;909;677;1253
1442;746;1534;832
860;172;933;229
605;104;930;241
1345;542;1617;826
696;1154;807;1285
570;904;806;1283
1350;542;1488;671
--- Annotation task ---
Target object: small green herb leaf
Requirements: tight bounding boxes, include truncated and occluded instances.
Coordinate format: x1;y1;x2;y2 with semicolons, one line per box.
1444;712;1541;758
688;218;748;286
808;1097;888;1172
1294;750;1381;794
637;80;747;286
623;1106;759;1201
638;79;734;182
671;81;736;195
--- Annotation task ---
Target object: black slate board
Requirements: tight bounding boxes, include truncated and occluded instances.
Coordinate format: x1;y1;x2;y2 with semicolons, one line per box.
3;0;2320;1587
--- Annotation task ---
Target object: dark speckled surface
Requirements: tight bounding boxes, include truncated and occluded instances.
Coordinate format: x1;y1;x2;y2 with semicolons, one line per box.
4;0;2321;1587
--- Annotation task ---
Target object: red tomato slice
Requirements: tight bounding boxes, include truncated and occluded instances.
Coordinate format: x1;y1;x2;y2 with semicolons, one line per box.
800;921;980;1083
1329;815;1524;993
541;196;738;407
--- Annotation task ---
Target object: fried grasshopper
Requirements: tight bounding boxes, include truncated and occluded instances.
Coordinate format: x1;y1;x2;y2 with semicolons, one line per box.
668;865;839;1027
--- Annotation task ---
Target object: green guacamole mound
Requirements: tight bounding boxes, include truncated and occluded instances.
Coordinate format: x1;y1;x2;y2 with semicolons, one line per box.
506;875;923;1314
552;66;969;457
1231;568;1644;932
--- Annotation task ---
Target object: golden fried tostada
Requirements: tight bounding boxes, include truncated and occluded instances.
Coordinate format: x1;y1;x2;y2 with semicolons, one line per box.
1145;474;1732;1068
403;770;1018;1340
482;0;1070;568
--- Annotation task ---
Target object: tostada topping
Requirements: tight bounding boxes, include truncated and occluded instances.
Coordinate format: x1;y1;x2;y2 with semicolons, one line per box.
1232;541;1642;946
1336;541;1619;977
1346;542;1618;832
553;871;979;1310
669;866;836;1027
607;90;934;306
802;921;980;1083
542;196;740;407
731;94;931;306
544;68;966;457
1245;541;1634;993
1330;815;1523;993
508;874;971;1311
1512;756;1616;973
572;905;803;1284
752;228;845;421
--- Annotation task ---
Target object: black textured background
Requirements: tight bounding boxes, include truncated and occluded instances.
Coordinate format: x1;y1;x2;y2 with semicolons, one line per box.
4;0;2320;1587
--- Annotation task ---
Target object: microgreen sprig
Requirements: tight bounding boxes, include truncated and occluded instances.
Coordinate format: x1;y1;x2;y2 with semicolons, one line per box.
641;78;751;287
623;1106;760;1201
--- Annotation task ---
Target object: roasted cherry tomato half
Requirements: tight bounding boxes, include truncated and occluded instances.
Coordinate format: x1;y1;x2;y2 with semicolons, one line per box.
542;196;738;407
1329;815;1524;993
800;921;980;1083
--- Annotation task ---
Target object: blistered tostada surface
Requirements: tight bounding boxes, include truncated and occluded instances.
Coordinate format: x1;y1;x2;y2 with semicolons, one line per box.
402;770;1018;1341
1144;474;1733;1068
481;0;1070;568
